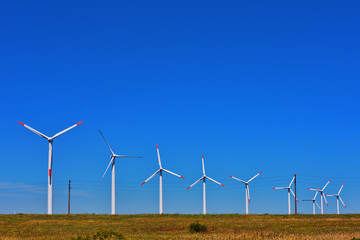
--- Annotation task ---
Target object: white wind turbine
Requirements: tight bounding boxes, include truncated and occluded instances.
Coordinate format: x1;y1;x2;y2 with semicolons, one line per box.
141;144;185;214
186;155;225;215
99;130;142;215
326;183;346;215
307;179;331;214
302;189;320;214
19;121;83;215
272;173;299;215
229;171;262;215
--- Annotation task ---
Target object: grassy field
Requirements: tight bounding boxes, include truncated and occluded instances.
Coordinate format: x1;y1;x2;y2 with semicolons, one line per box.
1;214;360;240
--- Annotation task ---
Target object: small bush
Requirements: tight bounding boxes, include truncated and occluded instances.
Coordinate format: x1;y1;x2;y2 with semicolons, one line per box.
72;230;124;240
351;238;360;240
189;223;207;233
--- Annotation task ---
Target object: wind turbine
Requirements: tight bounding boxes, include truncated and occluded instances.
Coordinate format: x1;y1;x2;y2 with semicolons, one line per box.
186;155;225;214
302;189;320;214
326;183;346;214
229;171;262;215
18;121;83;215
99;130;142;215
307;179;331;214
141;144;185;214
272;173;299;215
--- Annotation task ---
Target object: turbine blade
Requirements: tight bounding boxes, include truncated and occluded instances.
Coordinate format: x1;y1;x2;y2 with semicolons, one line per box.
339;196;346;208
338;183;344;195
325;194;337;197
99;130;114;155
187;177;203;190
52;121;83;139
163;168;185;179
307;188;319;191
116;155;143;158
18;122;49;139
206;176;225;187
272;187;287;190
100;157;114;181
288;175;296;188
248;171;262;183
228;175;246;184
290;189;299;202
202;154;205;175
314;188;319;199
141;169;160;185
290;188;295;197
315;201;321;209
322;179;331;191
156;144;162;168
247;185;251;203
323;193;329;206
302;199;313;201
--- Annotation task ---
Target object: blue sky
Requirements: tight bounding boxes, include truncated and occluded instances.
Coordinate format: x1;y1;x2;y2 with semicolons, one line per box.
0;1;359;214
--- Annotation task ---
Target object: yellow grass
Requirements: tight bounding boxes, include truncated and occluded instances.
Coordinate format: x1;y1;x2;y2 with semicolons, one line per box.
0;214;360;239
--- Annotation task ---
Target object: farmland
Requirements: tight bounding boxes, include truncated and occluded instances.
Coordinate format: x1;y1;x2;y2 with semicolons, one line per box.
1;214;360;239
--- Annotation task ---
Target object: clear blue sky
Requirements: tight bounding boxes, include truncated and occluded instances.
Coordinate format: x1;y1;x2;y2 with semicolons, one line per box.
1;1;359;214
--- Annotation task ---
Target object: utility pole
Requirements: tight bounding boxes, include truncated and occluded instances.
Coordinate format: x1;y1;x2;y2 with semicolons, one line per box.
68;180;71;214
294;173;297;215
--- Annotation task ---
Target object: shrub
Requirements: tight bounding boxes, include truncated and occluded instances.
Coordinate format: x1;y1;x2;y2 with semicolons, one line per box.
189;223;207;233
72;230;124;240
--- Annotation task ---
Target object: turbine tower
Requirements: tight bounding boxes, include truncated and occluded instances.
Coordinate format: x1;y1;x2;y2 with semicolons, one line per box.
186;155;225;214
307;179;331;214
272;173;299;215
229;171;262;215
302;189;320;214
19;121;83;215
141;144;185;214
99;130;142;215
326;183;346;214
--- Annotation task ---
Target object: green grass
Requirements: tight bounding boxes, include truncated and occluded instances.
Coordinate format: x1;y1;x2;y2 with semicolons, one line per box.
0;214;360;239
